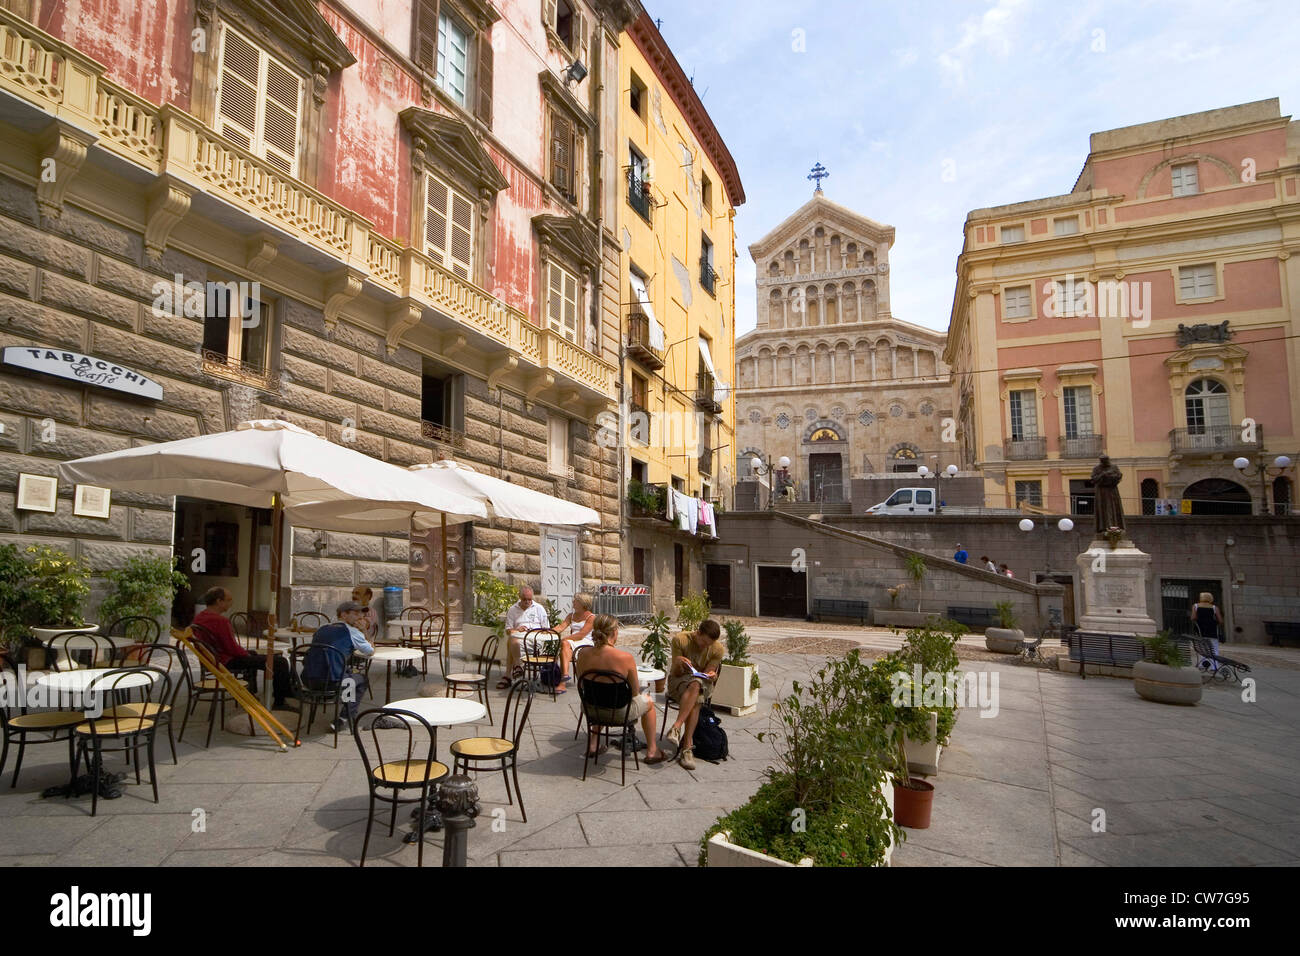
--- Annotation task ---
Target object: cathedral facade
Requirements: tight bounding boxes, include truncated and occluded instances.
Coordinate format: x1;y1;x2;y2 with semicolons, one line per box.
735;192;952;501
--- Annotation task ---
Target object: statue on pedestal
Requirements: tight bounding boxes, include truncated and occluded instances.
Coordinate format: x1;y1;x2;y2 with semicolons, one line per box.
1091;455;1125;534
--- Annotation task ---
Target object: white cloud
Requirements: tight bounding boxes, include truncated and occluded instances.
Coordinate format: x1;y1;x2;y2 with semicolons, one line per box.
893;46;919;68
937;0;1031;87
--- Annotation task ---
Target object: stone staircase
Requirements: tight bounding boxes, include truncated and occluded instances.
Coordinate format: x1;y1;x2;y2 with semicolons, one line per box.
776;501;853;518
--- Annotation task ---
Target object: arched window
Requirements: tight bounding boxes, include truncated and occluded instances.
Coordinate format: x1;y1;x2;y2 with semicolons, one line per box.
1141;478;1159;515
892;447;918;473
809;427;841;442
1184;378;1229;436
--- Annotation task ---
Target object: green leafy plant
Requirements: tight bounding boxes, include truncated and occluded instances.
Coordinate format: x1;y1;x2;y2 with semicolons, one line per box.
640;611;671;670
471;571;518;638
676;591;711;633
702;649;901;866
98;554;188;628
994;599;1018;630
22;545;90;628
1141;629;1189;668
722;617;760;691
541;597;563;629
627;479;664;515
868;654;935;789
896;618;967;746
0;543;28;654
905;553;927;612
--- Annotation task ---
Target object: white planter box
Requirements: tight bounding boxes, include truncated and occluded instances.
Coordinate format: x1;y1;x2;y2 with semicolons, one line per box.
460;624;505;666
903;710;942;776
706;778;895;867
31;624;101;669
712;663;757;715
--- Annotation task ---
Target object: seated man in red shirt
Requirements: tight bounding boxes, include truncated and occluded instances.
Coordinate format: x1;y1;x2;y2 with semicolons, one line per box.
192;586;293;708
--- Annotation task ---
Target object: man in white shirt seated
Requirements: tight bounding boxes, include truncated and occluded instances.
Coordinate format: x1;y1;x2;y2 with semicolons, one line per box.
500;585;551;688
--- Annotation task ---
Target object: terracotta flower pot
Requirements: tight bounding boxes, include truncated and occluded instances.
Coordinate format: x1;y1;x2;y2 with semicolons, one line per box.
654;678;666;694
893;778;935;829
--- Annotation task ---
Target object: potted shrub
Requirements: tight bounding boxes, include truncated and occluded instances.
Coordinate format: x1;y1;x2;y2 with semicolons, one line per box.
985;599;1024;653
870;655;937;829
1134;631;1201;705
461;571;515;665
675;590;711;634
627;479;664;518
23;545;94;643
639;611;671;693
713;617;760;715
98;553;188;636
906;553;926;613
702;649;900;866
895;619;965;776
0;543;27;666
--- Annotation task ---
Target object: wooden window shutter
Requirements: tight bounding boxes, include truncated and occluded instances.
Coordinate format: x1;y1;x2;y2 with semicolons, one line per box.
550;111;573;193
576;11;588;64
414;0;440;72
262;55;301;176
547;262;564;332
475;29;493;125
543;0;558;35
449;190;474;278
216;26;259;151
425;173;449;264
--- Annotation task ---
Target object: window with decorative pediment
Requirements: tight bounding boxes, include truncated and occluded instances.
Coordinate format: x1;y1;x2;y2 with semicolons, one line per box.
534;213;599;350
425;173;475;279
192;0;355;188
412;0;498;126
541;72;594;212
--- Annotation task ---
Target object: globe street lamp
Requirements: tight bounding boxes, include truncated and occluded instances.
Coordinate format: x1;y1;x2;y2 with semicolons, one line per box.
1017;515;1075;577
1233;453;1293;515
918;463;959;510
751;454;791;510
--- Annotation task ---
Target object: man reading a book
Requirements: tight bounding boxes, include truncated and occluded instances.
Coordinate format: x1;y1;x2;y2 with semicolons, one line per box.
664;619;724;770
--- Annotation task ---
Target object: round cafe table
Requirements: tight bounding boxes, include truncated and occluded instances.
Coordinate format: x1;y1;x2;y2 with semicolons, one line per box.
35;667;158;697
635;666;665;691
368;646;424;703
382;695;487;842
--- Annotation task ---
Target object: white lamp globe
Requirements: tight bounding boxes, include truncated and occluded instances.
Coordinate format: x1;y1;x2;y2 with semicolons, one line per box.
1018;518;1035;532
1274;455;1292;469
1058;518;1075;532
918;466;930;477
750;456;762;472
1233;457;1249;471
778;456;791;469
945;464;959;477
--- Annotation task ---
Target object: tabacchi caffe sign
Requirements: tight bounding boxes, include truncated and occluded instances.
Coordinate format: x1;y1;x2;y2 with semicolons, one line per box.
3;347;164;400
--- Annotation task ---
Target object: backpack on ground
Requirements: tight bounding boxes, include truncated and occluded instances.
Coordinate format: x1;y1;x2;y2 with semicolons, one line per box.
691;704;729;762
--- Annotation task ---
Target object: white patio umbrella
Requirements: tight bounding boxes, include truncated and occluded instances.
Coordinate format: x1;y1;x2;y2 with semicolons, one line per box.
59;420;486;699
408;460;600;526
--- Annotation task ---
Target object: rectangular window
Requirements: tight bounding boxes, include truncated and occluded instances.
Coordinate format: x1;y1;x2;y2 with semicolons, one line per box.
700;233;716;295
1009;389;1038;441
1014;480;1043;508
630;459;647;485
629;71;646;119
1001;224;1024;243
1063;386;1093;439
549;109;576;197
203;282;272;372
216;24;302;176
701;172;713;213
425;173;474;279
1053;279;1089;317
435;12;470;107
547;260;580;343
548;413;569;476
1179;264;1216;299
1054;217;1079;236
628;145;650;221
1171;162;1199;197
1003;285;1032;319
630;373;648;410
632;547;649;586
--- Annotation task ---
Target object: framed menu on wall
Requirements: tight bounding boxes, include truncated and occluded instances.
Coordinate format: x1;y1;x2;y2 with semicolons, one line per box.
74;484;112;519
16;473;57;513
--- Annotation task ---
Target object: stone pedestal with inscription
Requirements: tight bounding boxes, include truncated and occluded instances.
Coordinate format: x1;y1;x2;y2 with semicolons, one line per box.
1074;538;1159;636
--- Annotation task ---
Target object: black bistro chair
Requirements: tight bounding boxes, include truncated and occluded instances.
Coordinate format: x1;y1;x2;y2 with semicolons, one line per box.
449;677;533;822
74;666;171;816
404;613;447;679
1;654;82;789
177;625;242;748
112;643;186;765
521;628;562;702
578;670;640;786
352;707;449;867
45;631;119;672
292;643;350;748
444;635;498;724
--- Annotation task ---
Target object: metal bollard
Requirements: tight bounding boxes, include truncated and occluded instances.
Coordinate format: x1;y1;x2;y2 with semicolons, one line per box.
436;774;479;867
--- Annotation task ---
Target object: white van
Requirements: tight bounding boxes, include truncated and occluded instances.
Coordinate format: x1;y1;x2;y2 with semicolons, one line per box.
864;487;936;515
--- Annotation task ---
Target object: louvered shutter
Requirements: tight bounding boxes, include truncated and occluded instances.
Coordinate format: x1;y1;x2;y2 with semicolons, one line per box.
562;269;578;341
550;111;572;192
576;10;588;64
414;0;440;71
262;55;300;175
449;190;474;278
544;0;558;35
547;263;564;333
475;29;493;125
216;26;259;151
425;174;449;265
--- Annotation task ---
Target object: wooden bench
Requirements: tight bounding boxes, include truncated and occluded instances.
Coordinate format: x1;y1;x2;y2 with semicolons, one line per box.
1264;621;1300;647
812;598;870;624
946;605;998;628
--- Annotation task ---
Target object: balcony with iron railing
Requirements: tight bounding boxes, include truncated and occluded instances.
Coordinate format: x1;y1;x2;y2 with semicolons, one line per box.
699;257;717;296
626;312;664;370
1060;433;1104;458
1170;424;1263;456
627;169;652;223
1004;436;1047;460
420;420;467;449
695;372;722;414
0;8;617;405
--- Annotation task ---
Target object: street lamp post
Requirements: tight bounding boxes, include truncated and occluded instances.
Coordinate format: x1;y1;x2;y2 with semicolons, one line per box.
751;454;791;510
917;463;959;511
1017;515;1075;577
1233;453;1293;515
